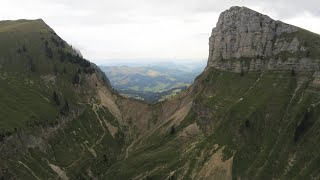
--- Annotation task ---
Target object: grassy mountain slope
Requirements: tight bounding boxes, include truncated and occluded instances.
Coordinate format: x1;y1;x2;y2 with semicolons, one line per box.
0;19;128;179
0;19;190;179
2;10;320;180
104;20;320;179
104;68;320;179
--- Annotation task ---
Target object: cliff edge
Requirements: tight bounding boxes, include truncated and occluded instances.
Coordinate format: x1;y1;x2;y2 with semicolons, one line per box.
208;6;320;72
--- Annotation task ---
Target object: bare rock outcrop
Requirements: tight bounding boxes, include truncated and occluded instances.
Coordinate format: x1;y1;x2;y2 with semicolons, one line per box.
207;6;319;72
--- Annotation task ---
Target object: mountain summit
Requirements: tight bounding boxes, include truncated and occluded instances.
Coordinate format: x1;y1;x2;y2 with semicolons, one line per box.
208;6;320;72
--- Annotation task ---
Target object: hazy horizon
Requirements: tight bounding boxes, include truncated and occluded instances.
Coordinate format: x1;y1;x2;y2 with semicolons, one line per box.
97;58;207;66
1;0;320;64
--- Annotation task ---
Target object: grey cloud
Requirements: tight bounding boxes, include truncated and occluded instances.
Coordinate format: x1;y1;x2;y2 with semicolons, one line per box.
1;0;319;62
14;0;320;25
135;0;320;19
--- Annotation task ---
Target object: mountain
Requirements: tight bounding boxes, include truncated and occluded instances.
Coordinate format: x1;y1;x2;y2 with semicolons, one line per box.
100;62;205;103
1;6;320;179
208;6;320;72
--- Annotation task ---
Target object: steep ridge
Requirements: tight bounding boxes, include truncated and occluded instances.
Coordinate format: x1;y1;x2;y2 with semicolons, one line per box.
193;6;320;179
1;6;320;180
0;19;126;179
0;19;190;179
104;6;320;179
208;6;320;72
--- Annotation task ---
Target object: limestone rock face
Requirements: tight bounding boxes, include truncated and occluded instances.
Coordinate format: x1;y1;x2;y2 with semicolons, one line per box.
207;6;319;72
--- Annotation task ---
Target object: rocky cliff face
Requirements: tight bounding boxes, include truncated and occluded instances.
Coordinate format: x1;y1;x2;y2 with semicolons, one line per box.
208;6;320;72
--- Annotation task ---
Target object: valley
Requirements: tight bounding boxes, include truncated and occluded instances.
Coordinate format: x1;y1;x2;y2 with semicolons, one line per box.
100;62;205;103
1;6;320;180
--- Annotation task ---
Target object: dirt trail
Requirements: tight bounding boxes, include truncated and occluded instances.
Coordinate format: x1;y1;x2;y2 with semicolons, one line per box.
65;103;109;168
92;103;107;132
18;161;41;180
89;73;122;122
48;162;69;180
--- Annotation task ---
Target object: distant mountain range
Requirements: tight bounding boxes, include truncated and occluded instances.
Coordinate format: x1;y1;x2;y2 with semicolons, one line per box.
99;61;205;103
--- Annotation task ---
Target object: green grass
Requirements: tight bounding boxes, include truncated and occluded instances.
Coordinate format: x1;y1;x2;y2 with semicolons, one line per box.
0;19;92;131
2;19;320;180
190;68;320;179
1;105;125;179
106;68;320;179
278;27;320;59
0;19;126;179
0;74;57;130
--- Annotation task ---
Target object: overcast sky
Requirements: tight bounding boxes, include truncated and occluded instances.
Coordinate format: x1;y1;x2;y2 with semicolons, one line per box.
1;0;320;64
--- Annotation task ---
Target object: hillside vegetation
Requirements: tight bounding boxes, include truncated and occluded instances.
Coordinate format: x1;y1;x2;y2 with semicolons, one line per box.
0;19;127;179
1;6;320;179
